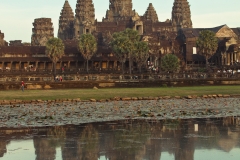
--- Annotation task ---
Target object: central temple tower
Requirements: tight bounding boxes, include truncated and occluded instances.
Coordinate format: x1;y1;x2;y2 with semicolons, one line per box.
103;0;135;22
172;0;192;31
74;0;96;38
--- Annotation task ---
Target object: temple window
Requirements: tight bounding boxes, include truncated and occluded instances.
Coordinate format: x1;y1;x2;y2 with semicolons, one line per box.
193;47;197;54
136;25;143;35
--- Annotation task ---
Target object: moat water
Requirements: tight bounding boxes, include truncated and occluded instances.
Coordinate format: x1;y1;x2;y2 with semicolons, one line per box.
0;117;240;160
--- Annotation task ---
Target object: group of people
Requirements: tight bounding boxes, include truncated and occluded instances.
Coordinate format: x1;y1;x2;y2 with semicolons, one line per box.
55;76;63;82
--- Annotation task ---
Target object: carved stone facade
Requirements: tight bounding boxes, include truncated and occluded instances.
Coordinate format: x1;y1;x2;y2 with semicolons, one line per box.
9;40;23;46
74;0;96;37
103;0;135;22
0;0;239;73
179;25;240;67
31;18;54;46
172;0;192;31
58;0;74;40
143;3;159;23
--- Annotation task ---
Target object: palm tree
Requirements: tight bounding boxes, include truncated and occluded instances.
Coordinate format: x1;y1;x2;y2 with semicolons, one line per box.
77;34;97;73
111;33;129;74
45;37;65;80
111;28;140;74
133;41;149;73
122;28;140;74
196;30;218;69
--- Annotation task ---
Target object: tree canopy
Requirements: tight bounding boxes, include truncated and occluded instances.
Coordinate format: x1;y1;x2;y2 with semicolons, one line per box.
196;30;218;68
45;37;65;64
77;34;97;72
110;35;129;73
133;41;149;73
111;28;140;74
161;54;179;73
45;37;65;79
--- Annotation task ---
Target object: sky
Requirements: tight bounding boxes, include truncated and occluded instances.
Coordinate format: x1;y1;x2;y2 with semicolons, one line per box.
0;0;239;42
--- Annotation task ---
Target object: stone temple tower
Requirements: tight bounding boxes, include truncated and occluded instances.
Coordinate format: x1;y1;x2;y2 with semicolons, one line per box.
74;0;96;38
172;0;192;31
58;0;74;40
143;3;159;22
0;30;7;46
103;0;135;22
31;18;54;46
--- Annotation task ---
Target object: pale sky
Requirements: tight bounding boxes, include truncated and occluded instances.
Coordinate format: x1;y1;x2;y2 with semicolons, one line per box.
0;0;239;42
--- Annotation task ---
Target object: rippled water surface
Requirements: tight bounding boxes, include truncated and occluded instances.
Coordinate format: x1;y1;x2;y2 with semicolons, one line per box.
0;117;240;160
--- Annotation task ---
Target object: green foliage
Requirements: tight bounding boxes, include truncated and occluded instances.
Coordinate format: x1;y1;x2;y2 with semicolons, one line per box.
45;37;65;78
45;37;65;64
161;54;179;72
111;35;129;62
111;28;140;74
198;67;206;72
77;34;97;72
1;86;240;101
196;30;218;68
133;41;149;73
161;84;168;87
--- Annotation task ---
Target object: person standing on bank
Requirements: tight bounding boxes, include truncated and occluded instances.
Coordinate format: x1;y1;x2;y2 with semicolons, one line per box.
21;81;24;92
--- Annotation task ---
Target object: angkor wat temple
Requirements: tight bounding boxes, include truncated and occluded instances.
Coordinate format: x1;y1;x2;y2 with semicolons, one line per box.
0;0;239;73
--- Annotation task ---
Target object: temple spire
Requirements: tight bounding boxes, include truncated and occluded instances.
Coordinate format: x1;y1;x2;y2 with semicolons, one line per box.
74;0;96;37
143;3;158;22
58;0;74;40
172;0;192;31
103;0;134;22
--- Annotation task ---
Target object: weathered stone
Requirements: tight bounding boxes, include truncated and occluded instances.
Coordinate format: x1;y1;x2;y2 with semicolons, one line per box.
97;99;105;102
73;98;81;102
131;97;138;100
212;95;217;98
0;30;7;46
31;18;54;46
90;99;96;102
172;0;192;31
186;95;192;99
163;96;171;99
192;95;198;98
103;0;135;22
148;97;155;100
223;95;230;98
121;97;131;101
143;97;149;100
74;0;95;36
175;96;181;99
208;95;213;98
143;3;158;22
202;95;208;98
114;97;121;101
58;0;74;40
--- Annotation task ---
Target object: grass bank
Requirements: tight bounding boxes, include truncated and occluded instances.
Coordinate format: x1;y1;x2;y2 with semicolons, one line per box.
0;86;240;101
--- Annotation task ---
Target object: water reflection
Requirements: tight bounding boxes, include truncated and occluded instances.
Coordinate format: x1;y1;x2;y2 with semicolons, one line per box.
0;117;240;160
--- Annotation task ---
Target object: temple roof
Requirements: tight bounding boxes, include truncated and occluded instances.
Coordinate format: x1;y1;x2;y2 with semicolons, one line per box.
143;3;158;22
181;25;227;38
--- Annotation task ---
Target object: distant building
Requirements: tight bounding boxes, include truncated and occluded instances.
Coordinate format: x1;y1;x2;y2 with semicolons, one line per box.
0;0;239;72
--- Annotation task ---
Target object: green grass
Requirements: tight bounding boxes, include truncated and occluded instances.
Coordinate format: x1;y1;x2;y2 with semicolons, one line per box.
1;86;240;101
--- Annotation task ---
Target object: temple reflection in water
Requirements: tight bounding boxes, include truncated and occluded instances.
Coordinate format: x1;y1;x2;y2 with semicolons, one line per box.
0;117;240;160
